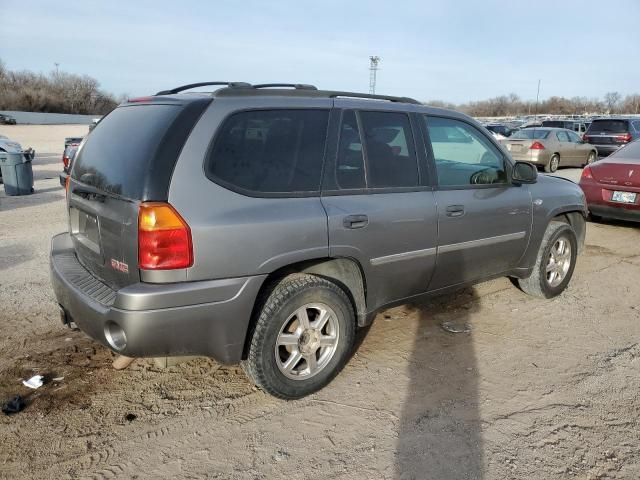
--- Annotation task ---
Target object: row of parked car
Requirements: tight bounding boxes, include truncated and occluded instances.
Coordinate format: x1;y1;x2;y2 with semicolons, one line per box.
482;118;640;172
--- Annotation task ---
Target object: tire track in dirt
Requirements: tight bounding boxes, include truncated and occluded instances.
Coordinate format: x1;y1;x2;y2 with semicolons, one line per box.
42;391;281;479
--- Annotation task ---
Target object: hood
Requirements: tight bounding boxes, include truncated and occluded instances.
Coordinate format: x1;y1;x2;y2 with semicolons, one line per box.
534;174;587;213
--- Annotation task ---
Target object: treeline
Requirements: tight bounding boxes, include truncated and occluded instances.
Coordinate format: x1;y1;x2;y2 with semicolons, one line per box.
427;92;640;117
0;60;119;115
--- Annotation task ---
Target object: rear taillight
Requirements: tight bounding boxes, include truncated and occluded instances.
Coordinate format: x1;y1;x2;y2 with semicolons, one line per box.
530;141;545;150
581;166;593;180
138;203;193;270
62;155;69;169
616;132;632;142
583;134;590;142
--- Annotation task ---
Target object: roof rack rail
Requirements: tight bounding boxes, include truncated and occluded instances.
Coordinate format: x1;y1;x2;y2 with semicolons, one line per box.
327;91;420;104
155;81;252;95
252;83;318;90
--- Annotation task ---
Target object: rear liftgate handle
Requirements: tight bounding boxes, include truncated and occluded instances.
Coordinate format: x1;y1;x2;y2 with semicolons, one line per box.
445;205;465;217
343;214;369;229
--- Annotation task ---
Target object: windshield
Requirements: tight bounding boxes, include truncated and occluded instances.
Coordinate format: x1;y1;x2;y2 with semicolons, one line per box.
510;129;550;140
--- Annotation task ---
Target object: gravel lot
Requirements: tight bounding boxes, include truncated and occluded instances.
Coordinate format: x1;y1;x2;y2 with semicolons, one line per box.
1;125;639;480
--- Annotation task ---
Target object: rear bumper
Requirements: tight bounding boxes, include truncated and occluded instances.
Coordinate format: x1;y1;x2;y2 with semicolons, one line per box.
509;151;550;165
49;232;266;364
589;204;640;222
589;144;621;156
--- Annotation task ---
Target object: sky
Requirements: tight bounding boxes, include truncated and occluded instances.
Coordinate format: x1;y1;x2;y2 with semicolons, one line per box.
1;0;639;103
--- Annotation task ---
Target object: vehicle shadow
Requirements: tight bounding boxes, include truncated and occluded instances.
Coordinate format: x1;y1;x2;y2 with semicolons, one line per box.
0;187;64;211
395;287;483;480
33;154;63;167
0;243;35;271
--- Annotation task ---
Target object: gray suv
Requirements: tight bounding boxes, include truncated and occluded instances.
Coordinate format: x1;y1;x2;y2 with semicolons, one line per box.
50;82;587;398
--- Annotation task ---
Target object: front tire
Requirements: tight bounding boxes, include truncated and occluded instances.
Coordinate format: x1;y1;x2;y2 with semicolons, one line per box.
242;274;356;399
517;222;577;299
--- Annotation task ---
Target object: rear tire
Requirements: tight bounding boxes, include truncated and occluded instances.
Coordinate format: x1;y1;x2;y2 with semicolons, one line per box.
242;274;356;399
545;154;560;173
517;222;577;299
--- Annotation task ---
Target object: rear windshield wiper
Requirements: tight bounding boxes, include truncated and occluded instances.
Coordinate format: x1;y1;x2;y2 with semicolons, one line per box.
72;185;106;202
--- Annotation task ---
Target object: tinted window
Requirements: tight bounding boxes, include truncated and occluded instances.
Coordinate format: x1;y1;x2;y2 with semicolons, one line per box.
72;104;182;198
556;131;570;142
633;121;640;132
426;116;507;187
359;111;419;188
588;120;629;134
511;129;550;140
335;111;366;189
206;109;329;194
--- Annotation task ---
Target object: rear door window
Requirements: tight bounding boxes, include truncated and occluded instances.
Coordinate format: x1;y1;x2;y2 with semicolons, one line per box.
206;109;329;194
72;104;182;198
359;111;419;188
335;111;366;189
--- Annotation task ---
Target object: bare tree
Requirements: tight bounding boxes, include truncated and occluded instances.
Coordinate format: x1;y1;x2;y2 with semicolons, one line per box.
604;92;621;113
0;58;118;114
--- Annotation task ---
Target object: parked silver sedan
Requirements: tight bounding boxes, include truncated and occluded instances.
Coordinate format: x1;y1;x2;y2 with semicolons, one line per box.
501;128;598;172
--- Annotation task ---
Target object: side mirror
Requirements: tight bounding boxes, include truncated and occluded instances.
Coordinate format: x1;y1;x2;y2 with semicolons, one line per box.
512;161;538;184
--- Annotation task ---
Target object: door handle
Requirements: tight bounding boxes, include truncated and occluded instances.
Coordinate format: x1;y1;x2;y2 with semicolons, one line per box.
445;205;465;217
343;214;369;229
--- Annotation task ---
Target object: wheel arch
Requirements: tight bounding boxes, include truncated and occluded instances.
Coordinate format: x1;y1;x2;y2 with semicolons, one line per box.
241;257;367;359
551;210;586;253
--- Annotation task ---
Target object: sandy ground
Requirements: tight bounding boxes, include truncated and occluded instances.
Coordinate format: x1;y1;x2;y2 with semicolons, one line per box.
0;126;639;480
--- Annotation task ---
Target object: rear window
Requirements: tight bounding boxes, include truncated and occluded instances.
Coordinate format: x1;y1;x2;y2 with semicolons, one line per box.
588;120;629;134
511;129;550;140
72;104;182;198
542;121;565;128
206;109;329;195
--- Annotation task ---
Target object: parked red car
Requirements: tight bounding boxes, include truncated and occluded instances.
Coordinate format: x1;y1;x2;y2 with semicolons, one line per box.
579;139;640;222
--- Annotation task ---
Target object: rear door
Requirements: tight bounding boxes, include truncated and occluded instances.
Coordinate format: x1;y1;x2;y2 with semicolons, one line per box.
69;101;205;289
321;103;438;311
423;115;532;290
555;130;574;163
567;130;589;165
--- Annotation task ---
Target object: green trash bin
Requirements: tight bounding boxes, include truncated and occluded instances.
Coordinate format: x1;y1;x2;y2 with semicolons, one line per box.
0;151;34;196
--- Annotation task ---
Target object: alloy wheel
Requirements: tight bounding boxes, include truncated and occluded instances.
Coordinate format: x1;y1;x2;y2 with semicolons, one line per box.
274;303;340;380
546;236;571;287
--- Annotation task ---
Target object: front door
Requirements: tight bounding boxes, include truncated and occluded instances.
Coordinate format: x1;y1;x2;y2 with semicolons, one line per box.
321;106;438;311
421;115;532;290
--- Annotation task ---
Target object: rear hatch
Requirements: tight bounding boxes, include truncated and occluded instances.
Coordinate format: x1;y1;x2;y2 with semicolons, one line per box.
584;119;630;146
68;97;211;289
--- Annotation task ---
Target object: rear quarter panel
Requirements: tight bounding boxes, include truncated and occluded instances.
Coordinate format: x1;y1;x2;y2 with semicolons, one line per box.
168;96;333;282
